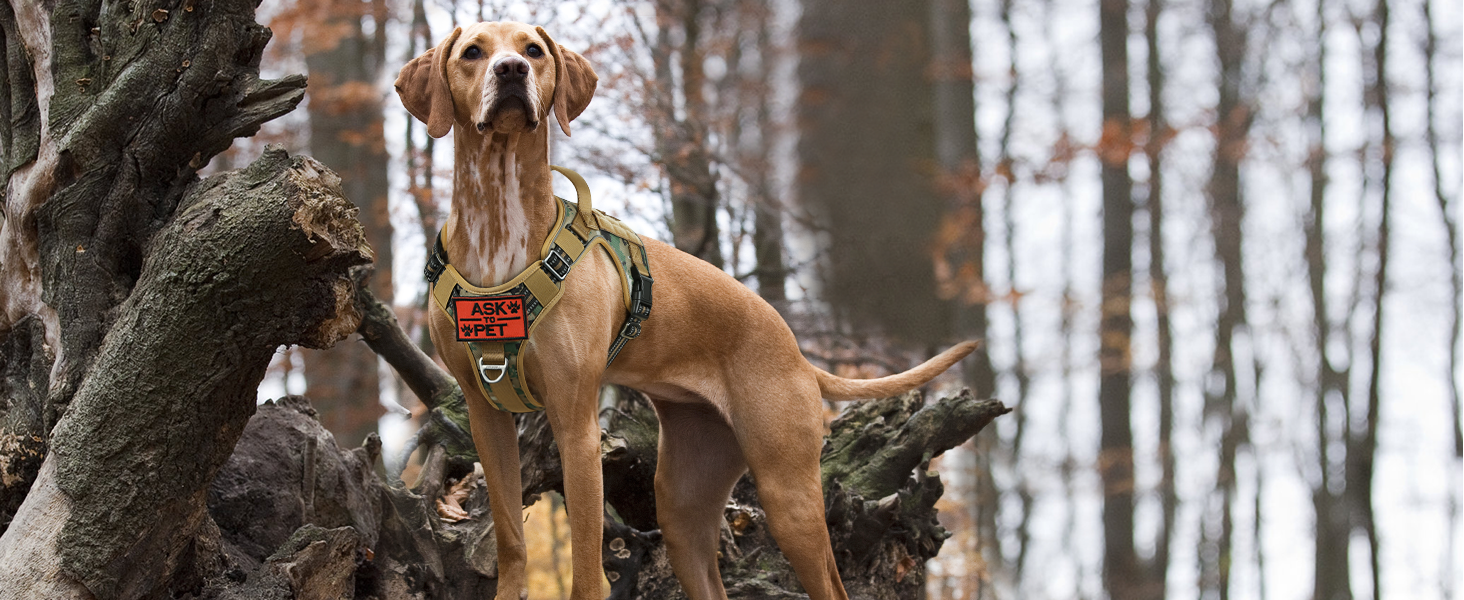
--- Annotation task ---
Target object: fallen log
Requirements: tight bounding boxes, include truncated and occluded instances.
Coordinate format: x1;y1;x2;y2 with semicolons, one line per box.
196;387;1006;599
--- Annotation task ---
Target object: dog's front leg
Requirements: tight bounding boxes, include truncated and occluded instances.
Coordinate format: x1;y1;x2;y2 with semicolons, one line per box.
467;399;530;600
545;379;607;599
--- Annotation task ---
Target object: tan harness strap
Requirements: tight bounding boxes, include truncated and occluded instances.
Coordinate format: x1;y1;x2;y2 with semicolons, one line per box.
425;166;652;413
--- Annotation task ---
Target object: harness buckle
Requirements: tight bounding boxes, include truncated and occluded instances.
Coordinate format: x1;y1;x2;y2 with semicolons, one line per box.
543;246;571;282
619;317;643;340
630;273;654;319
478;355;509;383
425;232;449;284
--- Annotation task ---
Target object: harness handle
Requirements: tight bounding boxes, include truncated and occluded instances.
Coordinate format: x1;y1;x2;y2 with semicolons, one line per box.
550;165;597;231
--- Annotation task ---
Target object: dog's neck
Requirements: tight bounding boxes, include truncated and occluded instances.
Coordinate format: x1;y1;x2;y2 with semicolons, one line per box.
444;127;556;287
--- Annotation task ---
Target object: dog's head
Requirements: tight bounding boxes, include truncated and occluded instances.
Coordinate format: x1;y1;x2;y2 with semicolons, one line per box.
395;22;597;138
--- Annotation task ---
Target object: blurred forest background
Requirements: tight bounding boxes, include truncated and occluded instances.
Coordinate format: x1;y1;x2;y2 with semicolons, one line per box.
227;0;1461;597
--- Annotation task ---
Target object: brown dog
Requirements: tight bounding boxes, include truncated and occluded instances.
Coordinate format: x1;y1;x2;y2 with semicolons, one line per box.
395;21;975;600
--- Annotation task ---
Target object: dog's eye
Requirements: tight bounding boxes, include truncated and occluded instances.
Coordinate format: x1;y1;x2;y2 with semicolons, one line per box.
461;46;482;60
525;44;544;59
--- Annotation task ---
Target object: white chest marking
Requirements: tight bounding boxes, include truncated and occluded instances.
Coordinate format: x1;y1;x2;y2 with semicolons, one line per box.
461;142;530;287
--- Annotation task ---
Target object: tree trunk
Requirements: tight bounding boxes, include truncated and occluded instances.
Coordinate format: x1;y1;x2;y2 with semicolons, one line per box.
928;0;999;593
1423;0;1461;465
192;385;1006;599
743;0;787;310
1145;1;1175;597
0;147;371;597
1423;0;1463;589
1305;4;1352;598
653;0;723;269
1202;0;1252;597
1355;2;1390;597
299;0;394;448
1097;0;1139;597
993;0;1037;587
0;0;308;534
797;0;951;346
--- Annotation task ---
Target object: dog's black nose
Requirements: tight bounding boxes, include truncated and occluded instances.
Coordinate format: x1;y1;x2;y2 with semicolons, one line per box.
493;56;529;81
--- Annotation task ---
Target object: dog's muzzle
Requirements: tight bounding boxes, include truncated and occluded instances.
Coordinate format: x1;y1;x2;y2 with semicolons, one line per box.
479;90;537;132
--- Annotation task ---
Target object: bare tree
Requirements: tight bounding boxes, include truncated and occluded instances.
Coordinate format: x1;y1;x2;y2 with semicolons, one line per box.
1200;0;1254;596
1422;0;1462;592
729;0;788;308
1355;1;1392;597
1097;0;1141;597
647;0;725;267
1424;0;1461;468
1145;0;1176;596
928;0;1001;595
1303;2;1353;598
993;0;1037;588
797;0;953;348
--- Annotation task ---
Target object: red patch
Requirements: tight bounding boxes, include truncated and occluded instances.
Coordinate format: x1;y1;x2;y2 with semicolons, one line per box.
454;296;528;341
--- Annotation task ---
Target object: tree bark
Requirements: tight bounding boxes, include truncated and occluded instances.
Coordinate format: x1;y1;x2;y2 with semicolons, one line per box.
1305;4;1352;599
1203;1;1252;597
1145;1;1175;597
0;147;371;598
194;386;1006;599
0;0;308;533
1356;2;1390;597
1097;0;1140;597
797;0;951;346
652;0;724;269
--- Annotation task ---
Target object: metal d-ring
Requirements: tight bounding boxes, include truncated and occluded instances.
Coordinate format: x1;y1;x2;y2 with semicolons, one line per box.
478;355;508;383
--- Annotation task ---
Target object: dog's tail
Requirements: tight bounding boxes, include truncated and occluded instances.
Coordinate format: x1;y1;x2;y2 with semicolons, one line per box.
814;341;979;401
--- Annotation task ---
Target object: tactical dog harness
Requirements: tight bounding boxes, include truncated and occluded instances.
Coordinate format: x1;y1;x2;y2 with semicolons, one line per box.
424;166;653;413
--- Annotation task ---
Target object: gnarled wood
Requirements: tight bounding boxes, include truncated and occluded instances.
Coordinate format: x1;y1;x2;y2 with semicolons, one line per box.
0;0;308;531
0;147;370;599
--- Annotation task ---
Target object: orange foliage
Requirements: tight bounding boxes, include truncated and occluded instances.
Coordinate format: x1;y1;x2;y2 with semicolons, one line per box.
311;81;383;116
522;496;611;599
931;159;993;306
926;451;993;600
265;0;377;58
1096;116;1147;167
333;121;388;153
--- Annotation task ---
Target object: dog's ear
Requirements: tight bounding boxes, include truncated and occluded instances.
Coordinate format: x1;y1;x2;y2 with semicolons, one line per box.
536;27;598;137
395;27;462;138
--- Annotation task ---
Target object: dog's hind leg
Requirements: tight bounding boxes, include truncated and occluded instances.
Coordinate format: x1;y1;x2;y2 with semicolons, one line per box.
652;399;749;600
732;379;850;600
